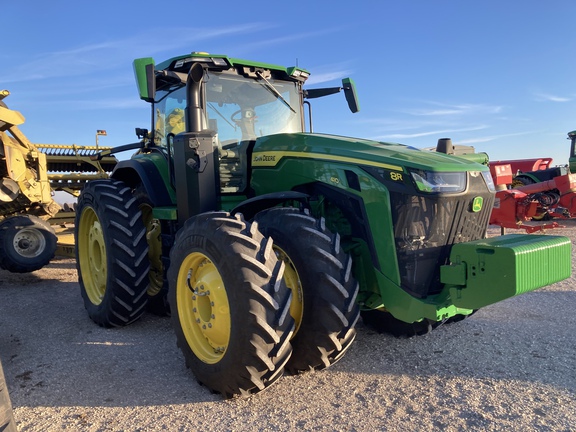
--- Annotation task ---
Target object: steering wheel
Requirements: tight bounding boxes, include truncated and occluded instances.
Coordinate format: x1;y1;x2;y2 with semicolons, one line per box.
231;109;256;123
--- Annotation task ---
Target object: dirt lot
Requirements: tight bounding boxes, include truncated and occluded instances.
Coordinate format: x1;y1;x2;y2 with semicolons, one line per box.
1;224;575;431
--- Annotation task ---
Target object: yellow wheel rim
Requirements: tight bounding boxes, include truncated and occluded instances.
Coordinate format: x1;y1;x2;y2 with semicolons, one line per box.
141;204;163;296
177;252;231;364
78;207;107;305
274;246;304;335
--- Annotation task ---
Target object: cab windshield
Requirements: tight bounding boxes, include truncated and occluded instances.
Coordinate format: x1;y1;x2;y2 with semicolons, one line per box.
153;70;303;147
205;71;303;146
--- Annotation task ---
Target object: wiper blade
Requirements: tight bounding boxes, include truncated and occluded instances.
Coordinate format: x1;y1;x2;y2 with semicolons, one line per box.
256;71;296;113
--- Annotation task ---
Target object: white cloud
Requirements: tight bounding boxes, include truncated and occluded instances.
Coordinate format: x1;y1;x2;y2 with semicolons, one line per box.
236;26;349;59
402;101;503;117
374;125;489;140
306;70;353;85
0;24;268;83
533;92;571;102
457;130;538;145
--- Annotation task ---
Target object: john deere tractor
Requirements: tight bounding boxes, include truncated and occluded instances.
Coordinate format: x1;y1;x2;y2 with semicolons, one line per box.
75;52;572;398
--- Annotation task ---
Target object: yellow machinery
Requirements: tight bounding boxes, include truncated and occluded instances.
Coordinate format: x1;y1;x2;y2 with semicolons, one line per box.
36;143;118;197
0;90;117;271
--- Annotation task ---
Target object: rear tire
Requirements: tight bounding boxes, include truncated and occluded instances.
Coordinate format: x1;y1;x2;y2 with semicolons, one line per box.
136;190;169;316
168;212;294;398
0;215;57;273
75;179;150;327
255;207;360;374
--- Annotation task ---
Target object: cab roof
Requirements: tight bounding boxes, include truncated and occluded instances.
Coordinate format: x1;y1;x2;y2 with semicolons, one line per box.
155;51;310;82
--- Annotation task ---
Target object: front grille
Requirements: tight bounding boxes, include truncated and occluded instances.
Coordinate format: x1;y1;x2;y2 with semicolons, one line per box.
390;175;494;298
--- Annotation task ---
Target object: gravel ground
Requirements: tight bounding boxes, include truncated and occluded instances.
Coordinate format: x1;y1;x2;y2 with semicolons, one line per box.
0;224;575;431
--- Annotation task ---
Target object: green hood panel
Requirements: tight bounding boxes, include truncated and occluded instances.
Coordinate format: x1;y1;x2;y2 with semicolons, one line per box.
253;133;488;173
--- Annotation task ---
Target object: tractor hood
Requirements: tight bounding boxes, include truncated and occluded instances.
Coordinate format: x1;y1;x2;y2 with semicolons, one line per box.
252;133;487;173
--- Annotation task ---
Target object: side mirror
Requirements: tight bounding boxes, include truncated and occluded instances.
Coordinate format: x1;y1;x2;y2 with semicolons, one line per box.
133;57;156;102
342;78;360;113
303;78;360;114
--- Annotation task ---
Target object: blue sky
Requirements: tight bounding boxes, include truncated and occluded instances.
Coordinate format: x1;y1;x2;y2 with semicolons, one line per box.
2;1;576;166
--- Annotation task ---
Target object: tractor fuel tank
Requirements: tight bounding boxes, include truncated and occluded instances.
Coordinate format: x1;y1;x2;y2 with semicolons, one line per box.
441;234;571;309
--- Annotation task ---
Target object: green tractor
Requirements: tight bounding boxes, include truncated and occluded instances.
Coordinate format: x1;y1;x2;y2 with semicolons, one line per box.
568;130;576;173
75;52;572;398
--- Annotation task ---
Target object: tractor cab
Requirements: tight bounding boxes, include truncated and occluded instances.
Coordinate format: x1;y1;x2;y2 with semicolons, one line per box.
148;59;305;196
133;53;359;200
151;60;306;147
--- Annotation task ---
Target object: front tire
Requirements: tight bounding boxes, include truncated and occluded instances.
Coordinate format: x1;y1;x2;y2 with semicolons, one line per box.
168;212;294;398
0;215;57;273
75;179;150;327
255;207;360;374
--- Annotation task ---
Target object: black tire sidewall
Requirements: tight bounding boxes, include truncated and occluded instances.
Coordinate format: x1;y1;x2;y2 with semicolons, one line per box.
133;187;170;316
75;179;150;327
168;212;293;396
169;228;258;380
0;215;57;273
255;207;360;372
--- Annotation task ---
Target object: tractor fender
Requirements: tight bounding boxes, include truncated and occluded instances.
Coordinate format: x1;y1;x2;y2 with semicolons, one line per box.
111;158;174;207
231;191;310;220
295;182;381;271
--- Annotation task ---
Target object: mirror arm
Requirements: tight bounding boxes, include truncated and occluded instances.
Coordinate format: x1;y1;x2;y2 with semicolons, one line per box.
304;87;341;99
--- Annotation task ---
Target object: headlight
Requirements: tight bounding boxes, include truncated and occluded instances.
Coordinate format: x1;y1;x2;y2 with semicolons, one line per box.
409;170;466;193
481;170;496;192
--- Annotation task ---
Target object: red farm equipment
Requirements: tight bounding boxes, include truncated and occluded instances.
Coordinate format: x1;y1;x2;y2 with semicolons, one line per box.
488;162;576;232
485;130;576;232
431;136;576;233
